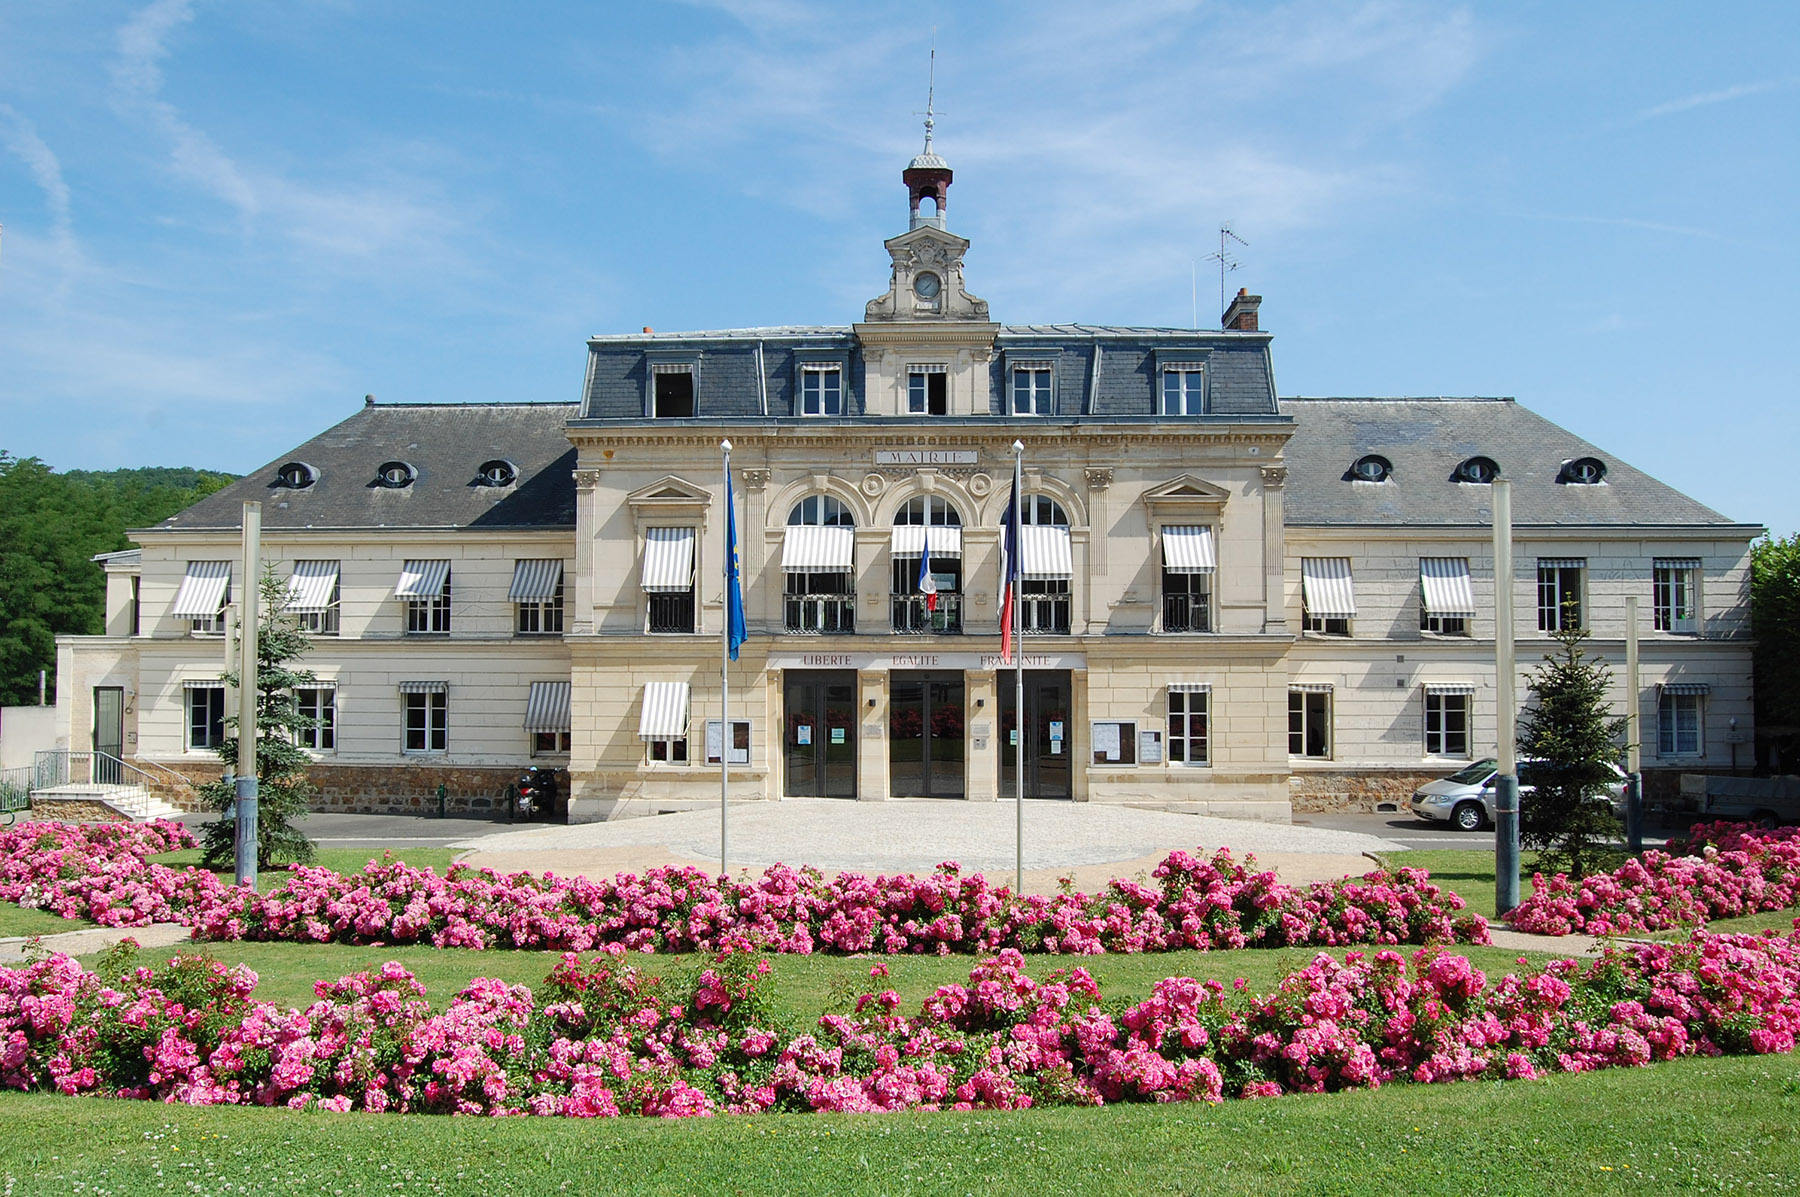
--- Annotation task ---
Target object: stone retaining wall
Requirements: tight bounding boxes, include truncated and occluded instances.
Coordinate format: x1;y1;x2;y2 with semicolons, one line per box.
128;759;546;818
20;797;131;824
1289;770;1444;813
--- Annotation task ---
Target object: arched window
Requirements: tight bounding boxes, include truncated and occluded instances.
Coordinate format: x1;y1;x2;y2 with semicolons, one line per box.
1020;495;1069;527
782;495;856;632
1014;495;1072;634
892;496;964;634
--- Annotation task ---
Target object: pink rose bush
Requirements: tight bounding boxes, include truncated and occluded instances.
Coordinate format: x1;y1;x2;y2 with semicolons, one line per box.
0;822;1488;955
1506;822;1800;936
4;929;1797;1116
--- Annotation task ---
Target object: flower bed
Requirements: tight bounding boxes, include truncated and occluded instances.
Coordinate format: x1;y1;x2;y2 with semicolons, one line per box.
1504;823;1800;937
3;929;1796;1116
1;821;1489;955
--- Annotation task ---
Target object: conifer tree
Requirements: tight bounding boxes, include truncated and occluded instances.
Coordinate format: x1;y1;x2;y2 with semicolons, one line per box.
1517;618;1628;879
198;570;318;870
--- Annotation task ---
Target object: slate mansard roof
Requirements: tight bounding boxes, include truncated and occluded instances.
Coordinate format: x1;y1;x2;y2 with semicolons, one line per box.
152;403;580;533
576;325;1281;421
1280;397;1746;529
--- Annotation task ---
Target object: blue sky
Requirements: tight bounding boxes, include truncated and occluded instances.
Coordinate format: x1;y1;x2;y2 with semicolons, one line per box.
2;2;1796;532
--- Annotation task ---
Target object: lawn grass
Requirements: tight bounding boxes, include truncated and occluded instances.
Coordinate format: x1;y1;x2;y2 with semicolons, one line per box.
1;1053;1795;1195
0;903;94;939
1375;848;1551;918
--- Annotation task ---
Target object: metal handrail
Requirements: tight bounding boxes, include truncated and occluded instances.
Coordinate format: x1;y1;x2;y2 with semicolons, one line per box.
32;750;192;794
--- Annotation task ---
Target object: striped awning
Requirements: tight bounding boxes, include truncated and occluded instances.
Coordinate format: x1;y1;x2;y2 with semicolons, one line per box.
1659;682;1711;696
650;362;692;375
1301;558;1357;619
1656;558;1702;571
181;677;224;690
523;681;572;733
1424;683;1477;696
1020;525;1073;581
1420;558;1476;619
1537;558;1584;571
509;559;564;601
782;525;855;572
641;528;695;592
638;682;690;740
171;561;232;617
1290;682;1335;693
1167;682;1212;694
394;559;450;598
285;560;339;614
1161;526;1216;574
890;524;963;558
398;680;448;694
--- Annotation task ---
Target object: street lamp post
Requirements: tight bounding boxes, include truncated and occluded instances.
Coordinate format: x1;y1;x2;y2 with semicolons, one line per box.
1492;480;1520;916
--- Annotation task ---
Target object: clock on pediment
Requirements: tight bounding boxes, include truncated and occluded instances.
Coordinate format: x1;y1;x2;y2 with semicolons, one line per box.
865;225;990;322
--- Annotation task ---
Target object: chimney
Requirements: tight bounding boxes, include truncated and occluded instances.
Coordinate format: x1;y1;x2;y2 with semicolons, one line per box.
642;326;654;334
1222;288;1261;332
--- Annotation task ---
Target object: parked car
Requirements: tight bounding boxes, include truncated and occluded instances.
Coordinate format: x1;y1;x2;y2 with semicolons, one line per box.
1410;758;1629;832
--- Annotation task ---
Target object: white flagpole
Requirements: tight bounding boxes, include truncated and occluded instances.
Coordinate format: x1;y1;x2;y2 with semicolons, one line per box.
721;439;732;878
1012;439;1025;894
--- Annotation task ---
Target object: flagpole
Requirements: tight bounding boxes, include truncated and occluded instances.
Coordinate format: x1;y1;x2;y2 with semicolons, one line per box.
720;439;732;879
1012;439;1025;895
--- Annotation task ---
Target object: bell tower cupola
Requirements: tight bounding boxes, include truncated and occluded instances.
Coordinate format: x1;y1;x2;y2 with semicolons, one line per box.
904;117;952;232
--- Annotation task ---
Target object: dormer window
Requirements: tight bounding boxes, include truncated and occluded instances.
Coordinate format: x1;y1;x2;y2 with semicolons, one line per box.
1011;364;1053;416
375;461;416;489
800;365;843;416
651;363;695;418
1349;455;1391;482
907;364;948;415
274;461;316;489
1453;456;1499;484
1560;457;1607;485
475;459;517;488
1160;364;1206;416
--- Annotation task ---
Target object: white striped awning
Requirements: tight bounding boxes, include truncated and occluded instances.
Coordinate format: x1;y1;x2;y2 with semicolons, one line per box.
171;561;232;617
1161;526;1216;574
1290;682;1335;693
285;560;340;614
1301;558;1356;619
641;529;695;592
394;559;450;598
398;680;448;694
890;524;964;558
523;681;572;734
1658;682;1711;696
1420;558;1476;619
181;677;224;690
650;362;692;375
1167;682;1212;694
509;559;564;601
782;525;856;572
1020;525;1073;581
1424;683;1477;696
1537;558;1585;571
907;362;948;374
1656;558;1702;571
638;682;690;740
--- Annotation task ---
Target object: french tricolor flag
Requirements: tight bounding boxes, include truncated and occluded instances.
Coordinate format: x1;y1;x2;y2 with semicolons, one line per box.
998;483;1019;662
917;530;938;612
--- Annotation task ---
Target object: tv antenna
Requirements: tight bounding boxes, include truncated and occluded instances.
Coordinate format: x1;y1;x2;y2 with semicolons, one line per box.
1204;225;1247;327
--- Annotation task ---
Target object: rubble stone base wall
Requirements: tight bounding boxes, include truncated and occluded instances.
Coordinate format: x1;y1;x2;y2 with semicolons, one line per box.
131;760;534;817
20;798;131;824
1289;770;1444;814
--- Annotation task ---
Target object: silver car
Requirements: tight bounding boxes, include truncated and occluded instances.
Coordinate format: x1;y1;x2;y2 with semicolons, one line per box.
1410;758;1629;832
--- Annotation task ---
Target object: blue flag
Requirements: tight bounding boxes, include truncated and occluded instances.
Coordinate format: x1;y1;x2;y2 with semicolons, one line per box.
726;470;747;661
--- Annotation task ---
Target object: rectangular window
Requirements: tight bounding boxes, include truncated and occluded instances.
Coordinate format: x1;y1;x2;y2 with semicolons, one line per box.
705;719;752;766
407;572;452;634
1419;557;1474;636
643;528;696;634
297;592;340;635
1658;691;1704;756
1300;557;1355;636
533;731;572;756
186;686;226;750
648;737;688;764
295;687;336;751
1162;571;1212;633
651;365;695;417
130;576;141;637
1424;691;1470;758
907;365;948;415
517;578;566;636
1654;559;1700;633
1288;689;1331;758
1161;366;1205;416
286;561;341;635
404;691;448;753
173;561;232;635
1091;720;1138;766
1011;366;1052;416
1166;688;1209;766
800;365;843;416
1537;559;1584;632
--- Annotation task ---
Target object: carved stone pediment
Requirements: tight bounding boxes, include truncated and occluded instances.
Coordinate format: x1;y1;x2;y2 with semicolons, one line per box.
865;226;990;322
626;475;713;520
1142;474;1232;516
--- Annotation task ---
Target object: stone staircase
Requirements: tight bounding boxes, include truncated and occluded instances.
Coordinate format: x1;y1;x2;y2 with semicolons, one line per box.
28;783;185;823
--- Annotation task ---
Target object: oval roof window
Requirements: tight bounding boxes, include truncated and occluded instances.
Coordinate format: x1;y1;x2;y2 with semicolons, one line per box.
375;460;416;489
1349;454;1391;482
275;461;316;489
1560;457;1608;485
476;459;517;488
1453;456;1499;484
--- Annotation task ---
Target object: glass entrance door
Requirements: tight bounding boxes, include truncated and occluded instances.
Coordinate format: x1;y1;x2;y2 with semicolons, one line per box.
93;687;124;785
998;671;1073;800
889;671;965;798
783;671;856;797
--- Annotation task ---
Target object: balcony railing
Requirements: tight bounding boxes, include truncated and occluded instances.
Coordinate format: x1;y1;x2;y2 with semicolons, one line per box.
891;593;962;635
1162;592;1211;633
784;594;855;634
1021;597;1070;636
648;592;696;634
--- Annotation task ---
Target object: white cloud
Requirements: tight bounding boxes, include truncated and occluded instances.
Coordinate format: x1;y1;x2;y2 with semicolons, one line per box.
0;104;83;287
1634;77;1798;123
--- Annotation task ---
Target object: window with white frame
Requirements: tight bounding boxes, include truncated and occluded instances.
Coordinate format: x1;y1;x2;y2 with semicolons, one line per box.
1419;558;1474;636
1288;688;1331;758
1658;687;1705;756
1011;364;1052;416
1424;687;1472;758
172;561;232;635
511;559;565;636
1300;557;1355;636
1160;525;1214;633
642;529;696;634
1654;559;1700;633
907;364;948;415
1161;365;1205;416
295;686;336;752
891;495;963;634
783;497;856;633
799;365;843;416
534;731;572;755
397;560;452;634
640;682;690;765
402;687;448;753
525;681;571;757
1018;495;1072;635
1537;559;1584;632
186;685;226;750
286;561;340;635
651;363;695;418
1166;685;1210;766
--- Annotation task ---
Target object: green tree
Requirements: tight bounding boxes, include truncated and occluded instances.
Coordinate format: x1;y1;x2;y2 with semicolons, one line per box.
1517;620;1629;879
1751;533;1800;769
197;571;318;871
